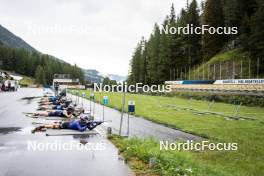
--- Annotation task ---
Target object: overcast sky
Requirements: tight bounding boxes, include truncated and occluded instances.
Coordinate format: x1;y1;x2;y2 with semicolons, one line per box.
0;0;200;76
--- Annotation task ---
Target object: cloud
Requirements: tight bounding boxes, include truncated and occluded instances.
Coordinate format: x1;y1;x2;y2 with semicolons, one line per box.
0;0;199;75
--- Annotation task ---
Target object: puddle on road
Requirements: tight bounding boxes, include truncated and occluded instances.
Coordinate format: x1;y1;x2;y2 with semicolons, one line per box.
15;127;34;135
19;96;41;104
0;127;21;135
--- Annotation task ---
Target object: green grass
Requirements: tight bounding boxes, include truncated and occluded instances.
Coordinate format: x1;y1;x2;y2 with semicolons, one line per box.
188;49;259;79
164;91;264;107
207;49;247;63
19;76;35;86
71;89;264;176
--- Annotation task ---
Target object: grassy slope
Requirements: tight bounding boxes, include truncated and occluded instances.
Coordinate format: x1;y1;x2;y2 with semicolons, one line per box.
72;90;264;176
189;49;253;79
19;76;35;86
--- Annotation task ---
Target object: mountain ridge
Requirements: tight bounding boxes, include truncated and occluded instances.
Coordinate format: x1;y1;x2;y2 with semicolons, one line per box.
84;69;127;83
0;24;37;52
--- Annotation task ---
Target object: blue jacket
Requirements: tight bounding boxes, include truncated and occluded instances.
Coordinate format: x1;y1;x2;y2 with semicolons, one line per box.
50;96;58;102
68;120;87;132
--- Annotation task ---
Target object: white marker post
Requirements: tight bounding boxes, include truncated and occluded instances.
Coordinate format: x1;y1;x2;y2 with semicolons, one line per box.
119;91;126;135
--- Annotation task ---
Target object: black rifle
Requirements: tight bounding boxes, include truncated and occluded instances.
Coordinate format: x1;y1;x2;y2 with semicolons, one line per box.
86;120;111;130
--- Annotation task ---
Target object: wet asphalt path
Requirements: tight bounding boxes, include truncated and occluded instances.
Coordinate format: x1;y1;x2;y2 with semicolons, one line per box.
70;93;201;141
0;88;133;176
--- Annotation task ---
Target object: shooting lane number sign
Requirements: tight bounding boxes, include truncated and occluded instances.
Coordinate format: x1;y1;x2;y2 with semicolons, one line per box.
128;100;135;113
103;96;109;105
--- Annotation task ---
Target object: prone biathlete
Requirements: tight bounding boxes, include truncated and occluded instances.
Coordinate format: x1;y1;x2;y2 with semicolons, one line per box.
39;97;66;106
31;115;103;133
40;89;66;102
40;95;60;102
33;107;75;118
38;100;72;110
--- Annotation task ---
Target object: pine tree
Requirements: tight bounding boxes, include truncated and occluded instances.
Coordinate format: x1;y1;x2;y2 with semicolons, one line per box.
168;3;181;79
241;0;258;17
44;63;53;85
249;4;264;65
169;3;176;23
202;0;225;60
141;38;148;84
147;24;161;84
177;8;190;69
158;16;171;83
187;0;201;65
240;14;251;50
34;65;47;85
223;0;243;34
129;41;143;84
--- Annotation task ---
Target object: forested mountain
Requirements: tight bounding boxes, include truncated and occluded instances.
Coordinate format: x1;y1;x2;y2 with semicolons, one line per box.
0;25;84;85
84;69;127;83
0;25;37;52
84;69;104;83
107;74;127;82
128;0;264;84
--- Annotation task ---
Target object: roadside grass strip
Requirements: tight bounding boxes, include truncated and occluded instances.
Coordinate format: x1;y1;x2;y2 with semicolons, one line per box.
70;89;264;176
109;135;232;176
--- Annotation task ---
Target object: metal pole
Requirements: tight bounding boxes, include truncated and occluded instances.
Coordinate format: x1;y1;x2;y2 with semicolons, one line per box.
127;113;130;136
189;66;191;80
241;60;243;79
103;105;105;121
198;66;200;80
176;68;179;80
185;67;187;80
82;94;83;108
180;67;183;80
203;64;205;80
233;61;235;79
193;66;195;80
169;69;171;81
188;46;191;65
208;64;210;80
90;98;91;112
249;58;251;79
219;62;222;80
119;91;126;135
214;64;216;80
174;68;176;80
257;57;260;79
93;98;95;115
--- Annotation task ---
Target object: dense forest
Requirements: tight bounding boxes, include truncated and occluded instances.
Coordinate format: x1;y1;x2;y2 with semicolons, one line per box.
128;0;264;85
0;42;84;85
